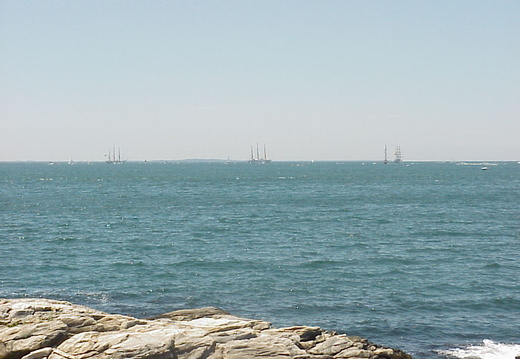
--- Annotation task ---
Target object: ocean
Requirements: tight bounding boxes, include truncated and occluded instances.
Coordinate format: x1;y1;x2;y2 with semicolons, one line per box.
1;161;519;358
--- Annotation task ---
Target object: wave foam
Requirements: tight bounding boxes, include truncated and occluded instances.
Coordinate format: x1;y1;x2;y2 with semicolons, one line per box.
442;340;520;359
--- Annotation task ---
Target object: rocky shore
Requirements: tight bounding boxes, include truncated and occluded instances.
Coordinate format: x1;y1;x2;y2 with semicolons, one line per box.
1;298;412;359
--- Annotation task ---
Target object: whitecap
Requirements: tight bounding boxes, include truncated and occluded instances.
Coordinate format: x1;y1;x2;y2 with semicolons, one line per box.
441;339;520;359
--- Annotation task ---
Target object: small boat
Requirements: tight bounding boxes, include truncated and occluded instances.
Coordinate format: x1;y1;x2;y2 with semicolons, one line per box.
481;166;488;170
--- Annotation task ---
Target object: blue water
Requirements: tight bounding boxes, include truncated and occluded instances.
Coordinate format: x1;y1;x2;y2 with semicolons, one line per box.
1;161;519;358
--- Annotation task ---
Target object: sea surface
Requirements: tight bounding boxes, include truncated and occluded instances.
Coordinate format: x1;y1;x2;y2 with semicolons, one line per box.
1;161;519;358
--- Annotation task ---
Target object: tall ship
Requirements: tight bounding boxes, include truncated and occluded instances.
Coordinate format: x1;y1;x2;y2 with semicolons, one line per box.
106;146;126;164
383;145;389;164
248;143;271;164
394;146;403;163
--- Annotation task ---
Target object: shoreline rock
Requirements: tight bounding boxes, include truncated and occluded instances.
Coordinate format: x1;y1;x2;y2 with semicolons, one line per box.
0;298;412;359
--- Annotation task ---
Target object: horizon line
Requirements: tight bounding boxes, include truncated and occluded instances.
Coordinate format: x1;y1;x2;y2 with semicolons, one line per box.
0;159;517;164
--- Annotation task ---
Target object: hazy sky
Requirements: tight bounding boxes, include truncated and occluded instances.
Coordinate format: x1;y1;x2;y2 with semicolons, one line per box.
1;1;519;161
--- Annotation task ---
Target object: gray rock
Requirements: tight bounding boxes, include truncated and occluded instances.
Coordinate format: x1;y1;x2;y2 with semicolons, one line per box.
20;347;53;359
149;307;231;321
0;298;413;359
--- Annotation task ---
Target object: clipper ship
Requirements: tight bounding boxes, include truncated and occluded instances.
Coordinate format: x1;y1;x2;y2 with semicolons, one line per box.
394;146;403;163
248;144;271;164
106;146;126;164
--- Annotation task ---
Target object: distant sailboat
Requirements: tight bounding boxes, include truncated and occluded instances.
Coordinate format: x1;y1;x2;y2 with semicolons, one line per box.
248;143;271;164
394;146;403;163
106;146;126;164
383;145;389;164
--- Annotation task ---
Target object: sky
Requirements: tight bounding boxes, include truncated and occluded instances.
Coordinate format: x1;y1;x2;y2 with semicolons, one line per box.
1;1;519;162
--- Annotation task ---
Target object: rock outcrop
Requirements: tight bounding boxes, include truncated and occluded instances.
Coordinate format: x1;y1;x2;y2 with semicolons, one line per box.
0;298;412;359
